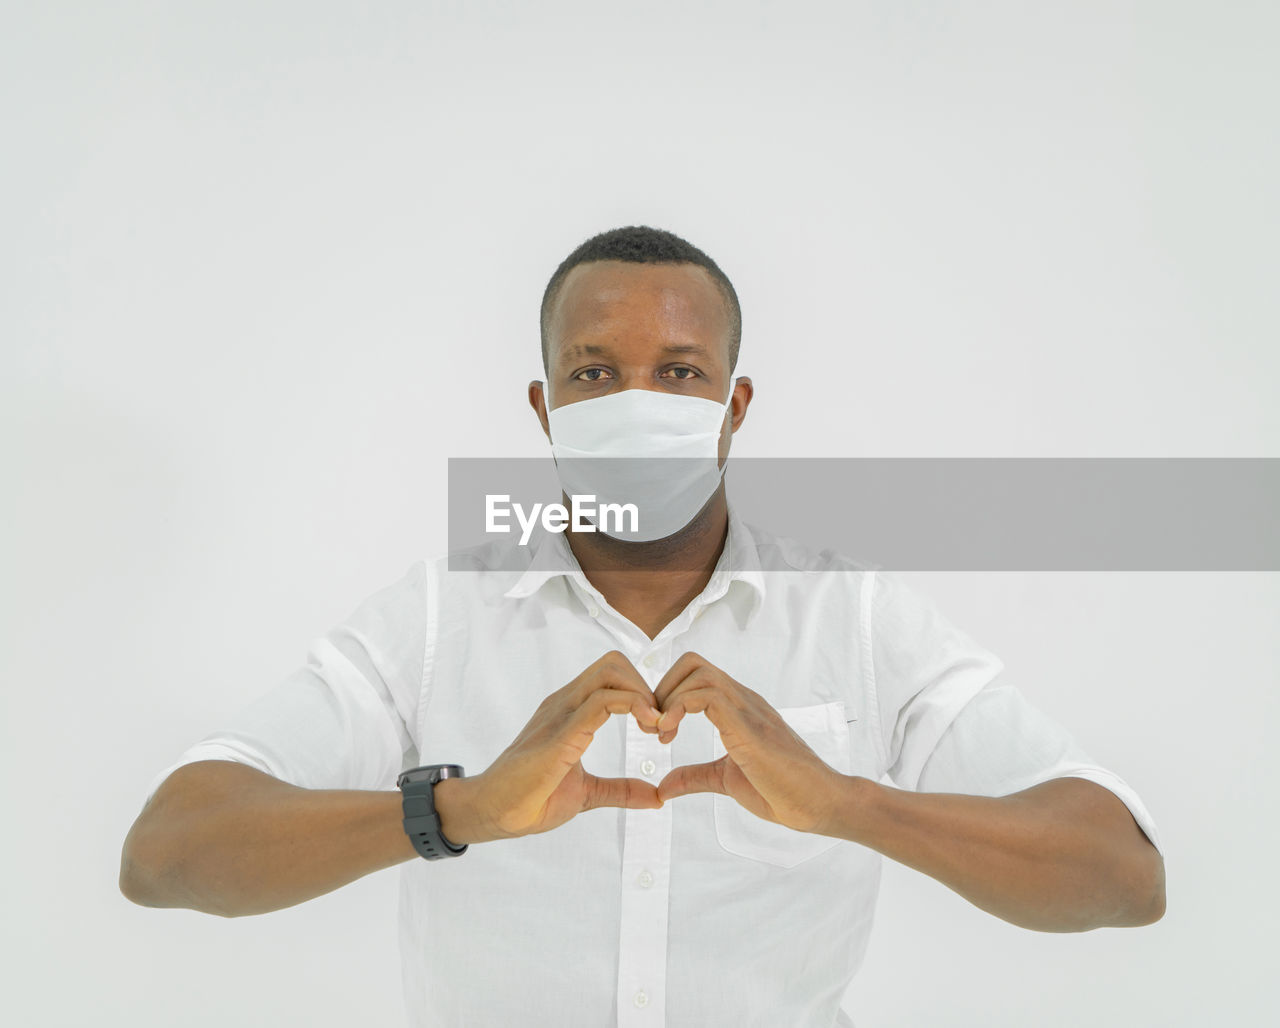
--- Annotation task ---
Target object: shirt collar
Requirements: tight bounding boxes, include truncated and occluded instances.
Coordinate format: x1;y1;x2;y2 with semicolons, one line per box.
503;500;766;625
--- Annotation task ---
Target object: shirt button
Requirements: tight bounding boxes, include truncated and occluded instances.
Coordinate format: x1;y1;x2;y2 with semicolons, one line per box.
637;869;654;888
588;605;600;617
642;653;656;667
634;991;649;1008
640;758;656;777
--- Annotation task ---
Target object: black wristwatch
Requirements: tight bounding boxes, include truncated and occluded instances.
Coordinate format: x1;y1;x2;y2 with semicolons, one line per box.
397;764;468;860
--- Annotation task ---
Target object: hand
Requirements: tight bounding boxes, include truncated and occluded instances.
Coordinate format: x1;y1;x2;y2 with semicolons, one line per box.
652;651;845;834
464;650;666;840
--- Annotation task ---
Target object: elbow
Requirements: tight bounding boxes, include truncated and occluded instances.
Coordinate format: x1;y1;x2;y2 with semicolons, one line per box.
120;787;175;908
1145;887;1167;925
1114;842;1166;928
1136;850;1167;925
119;843;238;918
119;812;184;911
119;841;164;908
119;812;161;907
1062;838;1166;932
118;815;207;914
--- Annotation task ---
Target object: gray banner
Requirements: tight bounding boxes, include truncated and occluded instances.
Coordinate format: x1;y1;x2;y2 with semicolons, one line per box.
447;457;1280;571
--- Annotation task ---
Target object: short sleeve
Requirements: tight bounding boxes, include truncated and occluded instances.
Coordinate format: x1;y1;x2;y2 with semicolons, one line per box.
918;682;1164;856
140;560;429;809
867;571;1006;792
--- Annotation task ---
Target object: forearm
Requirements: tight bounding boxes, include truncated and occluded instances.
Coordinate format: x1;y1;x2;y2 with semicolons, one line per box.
823;774;1165;932
120;761;419;917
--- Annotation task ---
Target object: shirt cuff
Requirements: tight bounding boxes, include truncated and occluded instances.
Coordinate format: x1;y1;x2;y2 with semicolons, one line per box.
141;741;276;811
1050;766;1164;857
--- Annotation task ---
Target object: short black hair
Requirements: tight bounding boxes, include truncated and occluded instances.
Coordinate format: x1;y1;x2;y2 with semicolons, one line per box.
539;225;742;376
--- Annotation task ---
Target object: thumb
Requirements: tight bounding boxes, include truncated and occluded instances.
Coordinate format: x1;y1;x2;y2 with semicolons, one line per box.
657;759;727;802
582;774;663;811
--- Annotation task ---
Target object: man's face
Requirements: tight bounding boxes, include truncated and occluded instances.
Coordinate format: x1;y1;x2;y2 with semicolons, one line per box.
529;260;750;462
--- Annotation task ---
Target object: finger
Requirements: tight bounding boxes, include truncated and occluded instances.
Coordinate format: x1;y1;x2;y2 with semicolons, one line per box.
655;655;751;736
571;650;659;714
655;673;713;743
582;773;663;811
656;758;727;802
564;688;662;747
658;685;749;748
656;668;725;734
652;650;709;708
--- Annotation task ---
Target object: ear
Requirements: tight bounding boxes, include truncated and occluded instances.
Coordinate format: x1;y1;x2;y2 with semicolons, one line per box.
528;380;551;440
728;376;753;432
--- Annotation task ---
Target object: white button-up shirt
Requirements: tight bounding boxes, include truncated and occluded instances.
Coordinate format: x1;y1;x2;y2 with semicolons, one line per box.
142;504;1163;1027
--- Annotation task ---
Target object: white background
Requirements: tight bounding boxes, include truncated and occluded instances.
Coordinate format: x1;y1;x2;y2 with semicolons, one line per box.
4;2;1277;1025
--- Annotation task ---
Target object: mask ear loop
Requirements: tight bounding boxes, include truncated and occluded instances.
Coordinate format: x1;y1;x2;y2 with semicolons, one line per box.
723;376;740;422
717;378;739;477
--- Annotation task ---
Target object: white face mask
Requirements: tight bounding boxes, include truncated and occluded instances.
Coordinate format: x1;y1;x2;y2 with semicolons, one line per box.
546;385;735;542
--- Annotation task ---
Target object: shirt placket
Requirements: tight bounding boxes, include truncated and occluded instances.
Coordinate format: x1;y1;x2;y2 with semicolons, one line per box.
568;573;723;1027
616;637;674;1026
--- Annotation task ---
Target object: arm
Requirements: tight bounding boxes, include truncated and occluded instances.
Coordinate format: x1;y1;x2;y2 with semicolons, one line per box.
652;650;1166;934
121;650;666;916
119;760;419;917
818;773;1165;932
855;570;1165;931
122;563;430;916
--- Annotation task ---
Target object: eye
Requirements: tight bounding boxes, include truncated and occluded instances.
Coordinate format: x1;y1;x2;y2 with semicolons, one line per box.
574;367;612;382
662;366;699;380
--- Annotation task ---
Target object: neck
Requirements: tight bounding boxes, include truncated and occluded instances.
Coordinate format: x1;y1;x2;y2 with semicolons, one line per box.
564;486;730;640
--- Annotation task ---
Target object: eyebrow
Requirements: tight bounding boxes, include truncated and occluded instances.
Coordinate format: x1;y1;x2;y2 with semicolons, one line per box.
559;342;711;362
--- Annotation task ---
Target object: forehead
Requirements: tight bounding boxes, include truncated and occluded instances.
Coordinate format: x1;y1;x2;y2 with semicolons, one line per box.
547;260;729;357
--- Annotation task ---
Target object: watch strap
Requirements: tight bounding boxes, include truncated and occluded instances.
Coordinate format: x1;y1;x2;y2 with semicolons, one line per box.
399;766;468;860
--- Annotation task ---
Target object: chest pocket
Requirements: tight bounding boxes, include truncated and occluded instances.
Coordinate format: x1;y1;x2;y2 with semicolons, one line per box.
710;700;853;869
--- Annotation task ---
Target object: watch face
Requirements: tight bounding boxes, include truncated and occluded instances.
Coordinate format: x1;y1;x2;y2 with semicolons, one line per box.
397;764;464;788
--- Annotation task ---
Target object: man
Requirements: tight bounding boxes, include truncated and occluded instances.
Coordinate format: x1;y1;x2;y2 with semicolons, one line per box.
120;225;1165;1027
